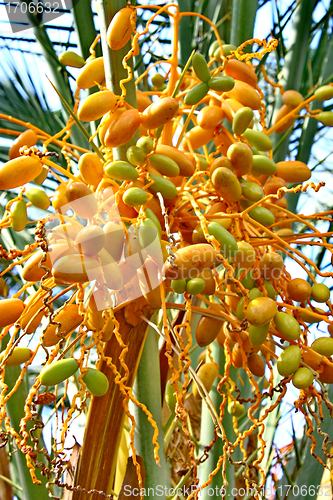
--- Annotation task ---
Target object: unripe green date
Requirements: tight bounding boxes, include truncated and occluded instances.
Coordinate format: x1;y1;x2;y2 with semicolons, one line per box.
165;380;182;413
277;345;301;377
292;367;314;389
148;154;180;177
314;85;333;101
25;187;50;210
248;206;275;227
311;337;333;356
274;311;301;341
249;323;270;347
11;199;27;232
82;368;109;396
311;283;330;303
126;145;147;166
145;209;162;238
184;83;209;106
149;174;177;200
137;136;154;154
317;111;333;127
192;52;211;83
232;107;254;135
39;358;79;386
241;181;264;202
252;156;277;176
123;187;148;207
171;279;187;294
207;222;238;259
228;401;245;417
208;76;235;92
242;129;273;151
186;278;206;295
104;161;138;181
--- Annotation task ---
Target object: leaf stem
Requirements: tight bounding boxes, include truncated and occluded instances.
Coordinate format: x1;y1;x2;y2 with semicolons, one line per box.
131;324;167;497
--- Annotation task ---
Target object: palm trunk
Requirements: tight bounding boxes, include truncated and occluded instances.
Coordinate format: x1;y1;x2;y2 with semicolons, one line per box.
72;300;151;500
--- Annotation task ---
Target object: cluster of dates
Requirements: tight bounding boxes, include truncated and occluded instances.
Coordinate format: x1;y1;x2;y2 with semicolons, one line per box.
0;5;333;409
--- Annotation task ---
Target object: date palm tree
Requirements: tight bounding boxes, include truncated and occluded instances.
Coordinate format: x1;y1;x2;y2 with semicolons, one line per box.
0;1;333;500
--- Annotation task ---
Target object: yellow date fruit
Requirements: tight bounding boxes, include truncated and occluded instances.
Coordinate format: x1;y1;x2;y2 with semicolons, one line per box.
0;347;32;367
52;254;101;284
211;167;242;202
197;105;225;130
22;250;52;282
75;225;105;257
105;109;141;148
246;297;277;327
227;142;253;177
78;90;117;122
224;59;258;87
276;160;311;183
192;362;218;400
76;57;105;89
233;241;256;269
9;129;38;160
43;304;83;347
226;80;261;110
59;50;85;68
163;244;217;280
141;97;179;130
282;90;304;108
78;153;104;187
0;156;42;190
195;314;224;347
66;182;98;219
0;298;25;328
107;6;136;50
259;252;283;281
